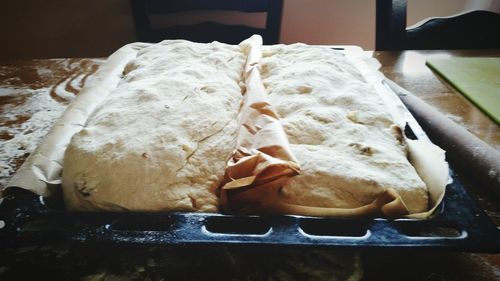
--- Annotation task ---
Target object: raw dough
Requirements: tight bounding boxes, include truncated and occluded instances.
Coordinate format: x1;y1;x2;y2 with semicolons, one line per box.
260;44;429;213
62;40;429;214
62;40;245;211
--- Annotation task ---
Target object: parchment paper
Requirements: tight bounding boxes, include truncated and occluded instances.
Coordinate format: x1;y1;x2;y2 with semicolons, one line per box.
219;35;301;213
6;42;149;197
6;38;448;219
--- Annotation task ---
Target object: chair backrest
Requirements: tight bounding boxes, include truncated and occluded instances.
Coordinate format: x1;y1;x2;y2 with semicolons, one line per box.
376;0;500;50
130;0;283;45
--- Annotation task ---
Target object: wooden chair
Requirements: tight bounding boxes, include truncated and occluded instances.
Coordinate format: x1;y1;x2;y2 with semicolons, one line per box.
376;0;500;50
130;0;283;45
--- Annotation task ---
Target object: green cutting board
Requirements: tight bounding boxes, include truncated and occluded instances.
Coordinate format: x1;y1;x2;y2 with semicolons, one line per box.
426;57;500;124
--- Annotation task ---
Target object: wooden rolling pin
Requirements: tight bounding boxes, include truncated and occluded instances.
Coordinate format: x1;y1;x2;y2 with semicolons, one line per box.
384;79;500;197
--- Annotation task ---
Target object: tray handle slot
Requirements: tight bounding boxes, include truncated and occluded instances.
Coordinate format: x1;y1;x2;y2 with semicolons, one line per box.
299;219;369;237
204;216;271;235
395;222;463;238
404;122;418;140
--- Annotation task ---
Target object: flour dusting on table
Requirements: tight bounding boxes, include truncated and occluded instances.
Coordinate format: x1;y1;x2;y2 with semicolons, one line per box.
0;59;103;189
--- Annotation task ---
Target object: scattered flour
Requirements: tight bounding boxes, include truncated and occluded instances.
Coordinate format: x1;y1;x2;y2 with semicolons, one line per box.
0;58;102;189
0;87;67;188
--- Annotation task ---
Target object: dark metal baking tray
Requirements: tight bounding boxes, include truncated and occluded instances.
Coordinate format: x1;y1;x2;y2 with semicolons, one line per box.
0;53;498;252
1;156;498;252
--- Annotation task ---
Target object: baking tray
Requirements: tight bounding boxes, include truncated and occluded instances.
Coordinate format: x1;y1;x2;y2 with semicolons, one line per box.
0;124;498;253
0;47;498;253
0;170;498;252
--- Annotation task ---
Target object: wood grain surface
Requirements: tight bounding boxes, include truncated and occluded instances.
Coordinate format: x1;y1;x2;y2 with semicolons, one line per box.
366;49;499;281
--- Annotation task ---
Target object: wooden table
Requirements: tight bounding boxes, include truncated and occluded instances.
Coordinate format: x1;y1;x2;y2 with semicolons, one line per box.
0;50;499;281
365;49;500;281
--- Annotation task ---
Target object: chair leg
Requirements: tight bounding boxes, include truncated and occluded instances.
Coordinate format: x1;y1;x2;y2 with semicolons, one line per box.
130;0;154;42
264;0;284;45
376;0;407;50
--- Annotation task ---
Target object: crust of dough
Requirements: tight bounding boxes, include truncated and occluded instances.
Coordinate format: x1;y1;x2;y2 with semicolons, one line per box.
62;40;245;212
260;44;429;214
